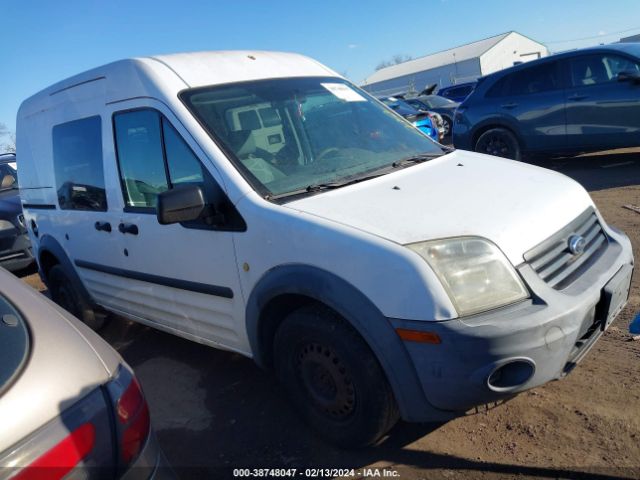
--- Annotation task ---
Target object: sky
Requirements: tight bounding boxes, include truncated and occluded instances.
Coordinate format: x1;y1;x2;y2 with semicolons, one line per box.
2;0;639;134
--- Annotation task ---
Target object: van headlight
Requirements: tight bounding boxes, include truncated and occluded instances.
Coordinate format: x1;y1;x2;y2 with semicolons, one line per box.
407;237;529;316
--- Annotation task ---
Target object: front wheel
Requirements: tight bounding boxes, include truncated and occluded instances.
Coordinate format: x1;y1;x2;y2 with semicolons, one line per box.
274;305;399;448
475;128;521;160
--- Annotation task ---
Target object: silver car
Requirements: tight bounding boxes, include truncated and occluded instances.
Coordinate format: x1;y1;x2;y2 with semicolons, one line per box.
0;267;170;479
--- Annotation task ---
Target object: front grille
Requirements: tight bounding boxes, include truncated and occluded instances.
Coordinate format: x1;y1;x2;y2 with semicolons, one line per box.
524;208;608;290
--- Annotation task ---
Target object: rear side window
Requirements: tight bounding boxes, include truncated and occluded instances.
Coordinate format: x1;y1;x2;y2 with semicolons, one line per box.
52;116;107;211
488;62;560;97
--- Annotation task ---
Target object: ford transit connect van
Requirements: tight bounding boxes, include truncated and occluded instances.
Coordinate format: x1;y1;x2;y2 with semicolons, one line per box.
17;51;634;447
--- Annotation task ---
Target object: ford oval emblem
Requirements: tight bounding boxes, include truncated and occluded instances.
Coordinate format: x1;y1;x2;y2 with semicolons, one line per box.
568;234;586;255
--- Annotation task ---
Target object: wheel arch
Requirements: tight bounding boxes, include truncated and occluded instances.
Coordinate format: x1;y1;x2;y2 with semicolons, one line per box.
245;264;438;421
471;120;525;152
37;234;95;305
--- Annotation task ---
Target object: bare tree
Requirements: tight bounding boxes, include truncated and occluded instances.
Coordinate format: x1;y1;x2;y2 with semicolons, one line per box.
0;123;16;154
375;54;413;71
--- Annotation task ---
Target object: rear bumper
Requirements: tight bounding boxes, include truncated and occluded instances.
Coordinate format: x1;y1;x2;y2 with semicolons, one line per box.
123;431;175;480
451;121;473;150
390;226;634;416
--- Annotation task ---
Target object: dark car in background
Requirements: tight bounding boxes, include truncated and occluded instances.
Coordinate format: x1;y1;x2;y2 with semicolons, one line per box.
378;96;441;141
437;81;477;103
0;156;33;271
453;43;640;160
403;95;459;138
0;153;17;170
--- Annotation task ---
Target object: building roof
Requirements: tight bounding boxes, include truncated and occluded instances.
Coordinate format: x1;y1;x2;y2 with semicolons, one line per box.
363;32;513;85
620;33;640;43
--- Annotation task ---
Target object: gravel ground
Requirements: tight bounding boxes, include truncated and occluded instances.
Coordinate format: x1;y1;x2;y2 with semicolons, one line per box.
17;149;640;479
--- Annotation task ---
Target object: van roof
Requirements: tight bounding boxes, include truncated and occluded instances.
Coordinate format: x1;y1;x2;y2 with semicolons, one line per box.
19;51;339;117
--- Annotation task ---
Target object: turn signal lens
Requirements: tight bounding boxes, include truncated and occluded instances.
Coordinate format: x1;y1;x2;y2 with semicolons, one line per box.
396;328;441;344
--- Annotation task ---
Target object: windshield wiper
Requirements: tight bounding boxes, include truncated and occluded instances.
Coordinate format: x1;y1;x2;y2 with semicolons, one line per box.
391;152;444;168
267;150;453;201
267;172;387;201
306;172;387;192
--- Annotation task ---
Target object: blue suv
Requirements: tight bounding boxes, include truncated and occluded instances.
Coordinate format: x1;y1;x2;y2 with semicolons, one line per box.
453;44;640;160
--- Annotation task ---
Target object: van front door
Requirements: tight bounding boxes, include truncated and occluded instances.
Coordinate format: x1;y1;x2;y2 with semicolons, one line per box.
108;103;247;353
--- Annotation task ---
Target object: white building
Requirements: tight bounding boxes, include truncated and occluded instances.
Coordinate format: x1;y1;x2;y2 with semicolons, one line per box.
361;31;548;96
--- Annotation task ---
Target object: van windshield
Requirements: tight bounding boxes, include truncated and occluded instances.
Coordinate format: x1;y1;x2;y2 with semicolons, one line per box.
181;77;443;199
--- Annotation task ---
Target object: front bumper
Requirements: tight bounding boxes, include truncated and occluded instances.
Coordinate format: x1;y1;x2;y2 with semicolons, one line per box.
0;230;33;271
392;227;634;413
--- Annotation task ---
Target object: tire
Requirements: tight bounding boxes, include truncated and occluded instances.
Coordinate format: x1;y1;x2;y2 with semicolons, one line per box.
441;116;452;137
274;305;399;448
48;265;106;330
474;128;521;161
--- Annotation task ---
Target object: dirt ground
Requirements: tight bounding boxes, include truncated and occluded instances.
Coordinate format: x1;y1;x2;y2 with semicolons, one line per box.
18;150;640;479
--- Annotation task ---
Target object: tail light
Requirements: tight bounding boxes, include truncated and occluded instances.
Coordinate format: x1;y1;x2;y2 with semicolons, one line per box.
13;423;96;480
106;367;151;469
117;378;151;463
1;389;114;480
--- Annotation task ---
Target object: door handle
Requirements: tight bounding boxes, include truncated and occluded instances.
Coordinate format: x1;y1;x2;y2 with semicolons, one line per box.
118;223;139;235
568;94;589;101
94;221;112;232
500;102;518;109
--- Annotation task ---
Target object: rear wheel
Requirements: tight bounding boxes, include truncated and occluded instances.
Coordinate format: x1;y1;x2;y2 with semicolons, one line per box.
48;265;106;330
475;128;521;160
274;305;399;447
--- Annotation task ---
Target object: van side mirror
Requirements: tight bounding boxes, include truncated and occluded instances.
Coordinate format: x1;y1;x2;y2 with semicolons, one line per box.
617;71;640;84
157;184;206;225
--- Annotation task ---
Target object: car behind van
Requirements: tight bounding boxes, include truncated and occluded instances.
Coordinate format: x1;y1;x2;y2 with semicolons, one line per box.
17;51;634;447
0;157;34;271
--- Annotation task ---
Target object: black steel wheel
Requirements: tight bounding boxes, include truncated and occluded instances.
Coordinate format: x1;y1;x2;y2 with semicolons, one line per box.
295;341;356;420
274;305;399;447
475;128;521;160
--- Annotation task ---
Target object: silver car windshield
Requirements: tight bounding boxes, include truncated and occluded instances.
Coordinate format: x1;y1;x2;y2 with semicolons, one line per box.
181;77;442;198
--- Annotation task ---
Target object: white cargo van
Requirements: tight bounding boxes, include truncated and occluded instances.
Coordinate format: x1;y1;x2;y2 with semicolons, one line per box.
17;51;634;447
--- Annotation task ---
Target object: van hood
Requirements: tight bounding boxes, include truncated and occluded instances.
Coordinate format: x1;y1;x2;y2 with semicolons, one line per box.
286;150;593;265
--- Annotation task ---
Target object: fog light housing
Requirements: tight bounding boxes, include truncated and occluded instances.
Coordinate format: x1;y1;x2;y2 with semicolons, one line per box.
487;360;535;392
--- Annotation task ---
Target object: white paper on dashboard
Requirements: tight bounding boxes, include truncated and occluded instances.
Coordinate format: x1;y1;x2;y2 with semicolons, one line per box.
321;83;367;102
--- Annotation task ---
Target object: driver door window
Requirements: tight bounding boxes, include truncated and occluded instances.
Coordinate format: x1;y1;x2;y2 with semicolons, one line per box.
569;54;640;87
114;109;217;212
114;110;168;209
